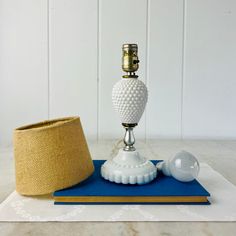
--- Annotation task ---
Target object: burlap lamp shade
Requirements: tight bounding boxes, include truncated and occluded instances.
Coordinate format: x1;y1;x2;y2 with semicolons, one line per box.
13;117;94;196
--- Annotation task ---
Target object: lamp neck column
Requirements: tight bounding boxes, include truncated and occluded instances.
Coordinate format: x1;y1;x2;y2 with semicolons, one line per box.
123;126;136;151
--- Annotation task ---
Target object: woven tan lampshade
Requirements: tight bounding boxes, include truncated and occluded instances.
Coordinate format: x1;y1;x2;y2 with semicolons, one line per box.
13;117;94;196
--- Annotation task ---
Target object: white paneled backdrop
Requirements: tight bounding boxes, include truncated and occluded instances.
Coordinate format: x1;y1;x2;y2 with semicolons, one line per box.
0;0;236;147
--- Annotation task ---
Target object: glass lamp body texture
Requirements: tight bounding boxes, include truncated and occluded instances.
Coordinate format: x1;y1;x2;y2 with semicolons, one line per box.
112;78;148;124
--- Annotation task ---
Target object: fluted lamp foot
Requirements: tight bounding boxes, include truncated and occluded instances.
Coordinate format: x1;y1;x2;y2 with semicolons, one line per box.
101;149;157;185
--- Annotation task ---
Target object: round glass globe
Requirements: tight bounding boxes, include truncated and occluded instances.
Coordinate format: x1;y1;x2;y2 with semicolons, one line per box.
168;150;200;182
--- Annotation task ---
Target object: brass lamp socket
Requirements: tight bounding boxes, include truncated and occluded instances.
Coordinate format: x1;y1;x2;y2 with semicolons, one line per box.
122;44;139;77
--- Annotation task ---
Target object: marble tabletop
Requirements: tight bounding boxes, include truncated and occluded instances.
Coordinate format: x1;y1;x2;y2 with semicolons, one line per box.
0;140;236;235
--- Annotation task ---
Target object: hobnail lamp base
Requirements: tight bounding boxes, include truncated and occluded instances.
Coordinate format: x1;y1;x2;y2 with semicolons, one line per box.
101;149;157;185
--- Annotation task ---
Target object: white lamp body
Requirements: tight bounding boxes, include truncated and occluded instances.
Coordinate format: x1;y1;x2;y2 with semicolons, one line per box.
112;78;148;124
101;77;157;185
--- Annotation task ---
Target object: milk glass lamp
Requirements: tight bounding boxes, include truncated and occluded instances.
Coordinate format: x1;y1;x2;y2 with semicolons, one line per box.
101;44;157;185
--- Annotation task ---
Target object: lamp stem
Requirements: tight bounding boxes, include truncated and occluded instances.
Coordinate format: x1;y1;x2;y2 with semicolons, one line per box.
123;126;136;151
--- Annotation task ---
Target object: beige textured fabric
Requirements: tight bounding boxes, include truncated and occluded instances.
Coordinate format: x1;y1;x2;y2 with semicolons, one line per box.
13;117;94;196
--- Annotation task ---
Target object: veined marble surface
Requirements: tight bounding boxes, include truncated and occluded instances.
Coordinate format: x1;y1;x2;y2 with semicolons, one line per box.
0;140;236;235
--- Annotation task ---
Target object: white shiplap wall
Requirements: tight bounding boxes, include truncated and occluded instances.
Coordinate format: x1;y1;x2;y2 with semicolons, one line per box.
146;0;184;138
49;0;98;139
0;0;48;147
183;0;236;139
0;0;236;147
